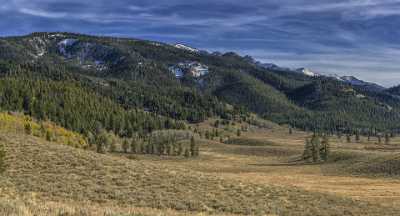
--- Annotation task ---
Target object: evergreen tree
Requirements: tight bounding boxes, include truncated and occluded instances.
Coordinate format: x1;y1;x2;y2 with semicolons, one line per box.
321;135;330;161
167;142;173;155
237;129;241;137
385;133;390;145
355;131;360;143
122;139;129;153
145;142;151;154
337;131;342;139
205;131;210;140
303;138;313;162
130;138;137;153
311;135;321;162
215;129;219;137
190;136;196;157
109;135;117;153
139;142;145;154
346;134;351;143
86;132;95;147
95;130;110;154
184;148;190;158
0;144;5;174
45;130;52;141
177;142;183;156
137;141;144;154
214;120;220;128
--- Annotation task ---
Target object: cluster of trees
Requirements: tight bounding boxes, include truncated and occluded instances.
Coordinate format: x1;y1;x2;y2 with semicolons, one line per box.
333;129;395;145
303;135;330;163
89;129;200;157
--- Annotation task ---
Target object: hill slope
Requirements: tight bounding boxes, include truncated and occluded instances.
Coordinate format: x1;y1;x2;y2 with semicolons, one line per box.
1;32;400;132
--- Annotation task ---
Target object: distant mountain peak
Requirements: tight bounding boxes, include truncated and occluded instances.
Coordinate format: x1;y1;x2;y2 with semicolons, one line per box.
257;62;291;71
338;76;385;91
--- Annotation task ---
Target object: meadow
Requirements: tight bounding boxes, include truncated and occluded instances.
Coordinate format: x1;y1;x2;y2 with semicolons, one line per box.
1;115;400;215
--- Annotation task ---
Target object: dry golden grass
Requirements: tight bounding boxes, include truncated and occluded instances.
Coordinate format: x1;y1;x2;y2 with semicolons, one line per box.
2;116;400;215
3;131;400;215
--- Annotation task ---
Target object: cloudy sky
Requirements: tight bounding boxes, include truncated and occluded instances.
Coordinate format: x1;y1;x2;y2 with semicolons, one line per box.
1;0;400;87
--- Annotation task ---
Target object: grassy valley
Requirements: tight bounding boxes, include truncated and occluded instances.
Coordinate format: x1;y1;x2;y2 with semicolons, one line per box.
1;114;400;215
1;33;400;216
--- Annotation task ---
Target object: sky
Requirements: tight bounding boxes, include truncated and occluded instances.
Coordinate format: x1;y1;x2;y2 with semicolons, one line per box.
1;0;400;87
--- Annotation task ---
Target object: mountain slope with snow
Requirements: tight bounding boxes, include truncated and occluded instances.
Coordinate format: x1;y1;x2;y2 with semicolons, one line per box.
174;44;199;53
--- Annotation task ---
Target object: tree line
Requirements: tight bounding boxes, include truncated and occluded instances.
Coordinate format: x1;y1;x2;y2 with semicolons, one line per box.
90;129;200;157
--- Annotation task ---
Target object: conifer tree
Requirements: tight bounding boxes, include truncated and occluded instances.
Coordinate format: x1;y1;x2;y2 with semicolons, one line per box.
86;132;95;147
167;142;173;155
184;148;190;158
237;129;241;137
190;136;196;157
130;138;137;153
95;130;109;154
145;142;151;154
321;135;330;161
177;142;183;156
303;138;312;162
337;131;342;139
136;141;143;154
214;120;220;128
142;142;147;154
311;135;321;162
0;144;5;174
109;135;117;153
122;139;129;153
205;131;210;140
355;131;360;143
45;130;52;141
385;133;390;145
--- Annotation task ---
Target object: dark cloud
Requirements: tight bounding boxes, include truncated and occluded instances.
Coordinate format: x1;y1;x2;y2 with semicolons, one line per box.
1;0;400;86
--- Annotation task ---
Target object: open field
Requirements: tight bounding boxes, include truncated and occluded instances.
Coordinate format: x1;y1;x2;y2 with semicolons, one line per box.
2;119;400;215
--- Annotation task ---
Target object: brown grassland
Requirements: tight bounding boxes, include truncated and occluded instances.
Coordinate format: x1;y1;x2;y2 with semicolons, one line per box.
2;115;400;215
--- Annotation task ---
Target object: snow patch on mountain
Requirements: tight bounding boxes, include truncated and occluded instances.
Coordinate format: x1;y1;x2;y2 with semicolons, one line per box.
295;68;320;77
174;44;198;53
58;39;78;56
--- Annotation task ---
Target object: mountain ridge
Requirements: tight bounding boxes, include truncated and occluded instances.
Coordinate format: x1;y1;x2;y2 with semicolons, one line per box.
0;32;399;133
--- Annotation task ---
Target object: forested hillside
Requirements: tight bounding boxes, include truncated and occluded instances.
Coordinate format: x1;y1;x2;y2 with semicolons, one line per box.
1;32;400;135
